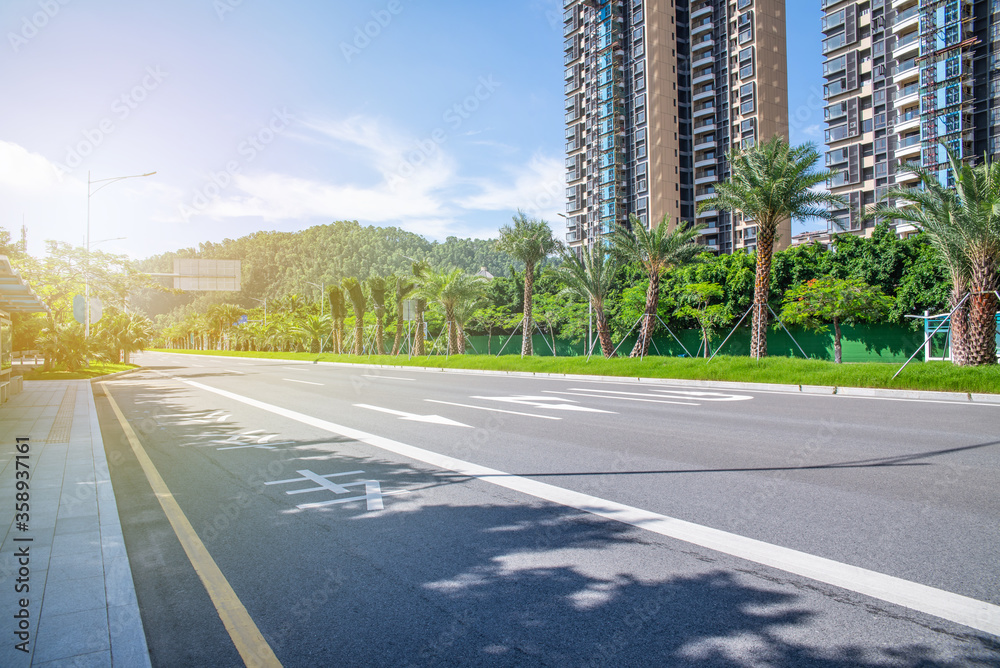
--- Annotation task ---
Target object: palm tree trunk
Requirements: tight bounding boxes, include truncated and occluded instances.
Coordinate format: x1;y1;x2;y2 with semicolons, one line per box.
949;283;970;366
414;301;425;356
631;271;660;357
965;258;998;366
833;316;842;364
595;306;615;358
750;225;776;358
522;264;535;356
375;309;385;355
392;302;404;355
446;308;458;355
353;312;364;355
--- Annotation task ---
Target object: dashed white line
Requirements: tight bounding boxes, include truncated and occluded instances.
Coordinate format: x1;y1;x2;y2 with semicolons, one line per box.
282;378;324;386
425;399;562;420
362;375;416;381
543;390;699;406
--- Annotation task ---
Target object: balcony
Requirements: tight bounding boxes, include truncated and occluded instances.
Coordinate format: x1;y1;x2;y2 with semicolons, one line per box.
692;102;716;119
694;154;717;169
893;83;919;108
894;31;919;59
895;134;922;159
892;6;919;33
895;107;920;133
691;4;713;20
691;17;714;36
894;57;918;83
695;172;718;186
693;70;714;86
693;86;715;102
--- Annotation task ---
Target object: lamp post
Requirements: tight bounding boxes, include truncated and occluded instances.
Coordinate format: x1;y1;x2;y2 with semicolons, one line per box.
86;171;155;336
249;297;267;328
305;281;325;317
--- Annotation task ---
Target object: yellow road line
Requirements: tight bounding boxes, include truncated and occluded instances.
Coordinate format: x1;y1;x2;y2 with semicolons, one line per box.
103;385;281;668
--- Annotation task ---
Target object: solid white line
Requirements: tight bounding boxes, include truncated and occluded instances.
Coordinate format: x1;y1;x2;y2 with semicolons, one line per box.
544;390;699;406
282;378;324;386
362;375;415;381
425;399;562;420
227;370;247;375
168;375;1000;638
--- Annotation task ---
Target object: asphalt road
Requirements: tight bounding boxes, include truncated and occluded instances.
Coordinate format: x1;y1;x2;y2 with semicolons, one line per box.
93;351;1000;667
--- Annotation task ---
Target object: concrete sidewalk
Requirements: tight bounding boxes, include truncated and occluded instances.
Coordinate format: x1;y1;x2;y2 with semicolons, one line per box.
0;380;150;667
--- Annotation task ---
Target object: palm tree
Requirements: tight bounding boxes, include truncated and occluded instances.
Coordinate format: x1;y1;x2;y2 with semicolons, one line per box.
391;273;416;355
417;268;486;355
327;286;347;354
453;292;487;354
367;276;387;355
496;211;562;356
873;147;1000;365
555;240;619;358
342;277;367;355
699;136;846;358
292;314;333;353
94;309;155;364
610;214;703;357
412;261;430;355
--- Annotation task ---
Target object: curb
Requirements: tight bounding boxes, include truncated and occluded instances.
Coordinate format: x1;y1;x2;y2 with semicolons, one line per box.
149;352;1000;405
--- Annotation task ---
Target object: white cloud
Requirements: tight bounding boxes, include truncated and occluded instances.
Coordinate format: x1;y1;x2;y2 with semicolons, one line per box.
457;152;565;221
0;140;66;190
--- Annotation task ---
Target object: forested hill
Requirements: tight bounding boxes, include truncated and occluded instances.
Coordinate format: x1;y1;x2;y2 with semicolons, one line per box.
134;220;519;318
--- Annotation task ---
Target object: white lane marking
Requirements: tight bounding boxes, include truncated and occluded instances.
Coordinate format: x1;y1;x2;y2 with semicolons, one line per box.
265;469;395;511
169;375;1000;638
218;444;277;451
471;395;616;414
354;403;472;428
283;378;324;386
425;399;562;421
543;390;699;407
362;375;415;381
191;363;205;367
227;370;247;375
566;387;753;402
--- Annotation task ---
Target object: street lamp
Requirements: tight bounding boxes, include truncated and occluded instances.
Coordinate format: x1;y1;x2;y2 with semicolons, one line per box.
249;297;267;328
305;281;325;317
86;171;155;336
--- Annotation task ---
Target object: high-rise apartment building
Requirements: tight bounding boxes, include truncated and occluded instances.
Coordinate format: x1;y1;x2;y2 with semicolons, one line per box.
563;0;790;254
821;0;1000;236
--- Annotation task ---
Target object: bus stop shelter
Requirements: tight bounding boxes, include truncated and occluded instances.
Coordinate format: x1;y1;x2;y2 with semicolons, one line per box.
0;255;49;404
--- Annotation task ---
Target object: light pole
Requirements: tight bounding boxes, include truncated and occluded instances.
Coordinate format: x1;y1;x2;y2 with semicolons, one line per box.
86;171;155;336
249;297;267;328
305;281;325;317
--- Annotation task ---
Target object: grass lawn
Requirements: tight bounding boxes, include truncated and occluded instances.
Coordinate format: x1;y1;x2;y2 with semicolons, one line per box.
20;362;139;381
149;350;1000;395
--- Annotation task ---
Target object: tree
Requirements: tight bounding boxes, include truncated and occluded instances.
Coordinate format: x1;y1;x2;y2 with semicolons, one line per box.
700;136;846;358
873;147;1000;366
341;278;367;355
610;213;703;357
417;268;486;355
367;276;387;355
390;274;416;355
411;261;430;355
38;323;91;372
327;285;347;354
554;241;618;358
93;309;155;364
676;283;731;358
779;277;893;364
292;313;333;353
495;211;562;356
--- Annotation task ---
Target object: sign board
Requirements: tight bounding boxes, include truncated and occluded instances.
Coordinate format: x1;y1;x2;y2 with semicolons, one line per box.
235;315;249;326
90;297;103;324
402;299;417;322
73;294;86;324
172;259;241;292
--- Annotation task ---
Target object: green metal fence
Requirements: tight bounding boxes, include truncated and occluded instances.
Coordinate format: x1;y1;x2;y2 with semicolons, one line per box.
465;323;929;363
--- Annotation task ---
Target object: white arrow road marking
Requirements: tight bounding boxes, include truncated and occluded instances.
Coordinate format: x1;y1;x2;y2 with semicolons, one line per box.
168;375;1000;639
471;395;616;413
354;404;473;428
544;390;699;406
362;375;415;381
283;378;324;386
425;399;562;420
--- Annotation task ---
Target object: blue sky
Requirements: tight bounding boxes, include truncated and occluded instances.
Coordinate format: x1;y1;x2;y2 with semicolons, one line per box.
0;0;826;260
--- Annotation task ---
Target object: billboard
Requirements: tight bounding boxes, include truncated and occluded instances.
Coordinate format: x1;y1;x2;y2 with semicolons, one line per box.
172;259;241;291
